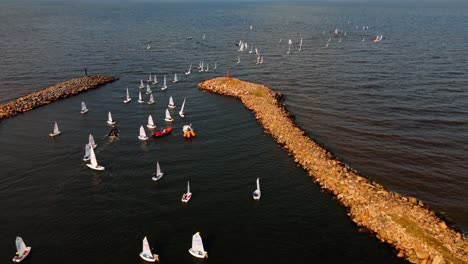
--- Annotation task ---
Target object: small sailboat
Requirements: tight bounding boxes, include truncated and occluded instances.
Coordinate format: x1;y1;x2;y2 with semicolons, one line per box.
338;38;342;43
123;88;131;103
138;126;148;141
287;45;291;54
288;39;293;45
237;56;240;64
80;101;88;114
12;236;31;263
213;62;217;70
249;45;253;54
86;146;105;171
148;93;155;105
202;34;206;40
147;115;156;129
188;232;207;259
164;109;173;122
88;134;97;148
152;75;158;85
48;121;61;137
161;75;168;91
259;56;264;64
146;84;152;95
107;111;115;125
151;162;163;181
146;44;151;50
198;60;204;72
181;181;192;202
250;24;253;30
179;97;186;117
138;91;144;103
168;96;176;109
147;73;152;82
205;63;209;72
185;64;192;75
139;80;145;89
139;236;159;262
256;56;260;65
173;73;178;83
252;177;261;200
83;144;91;161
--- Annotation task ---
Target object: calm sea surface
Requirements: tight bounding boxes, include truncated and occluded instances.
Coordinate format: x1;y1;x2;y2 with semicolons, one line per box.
0;1;467;263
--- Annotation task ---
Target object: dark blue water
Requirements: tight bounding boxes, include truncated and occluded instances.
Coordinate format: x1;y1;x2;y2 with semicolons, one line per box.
0;1;467;263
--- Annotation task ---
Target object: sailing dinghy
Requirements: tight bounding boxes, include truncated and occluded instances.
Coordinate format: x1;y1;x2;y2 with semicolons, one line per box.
138;126;148;141
139;80;145;89
48;121;61;137
123;88;131;103
168;96;176;109
86;146;105;171
83;144;91;161
147;73;152;82
252;177;261;200
179;97;186;117
173;73;178;83
185;64;192;75
164;109;174;122
152;162;163;181
80;101;88;114
181;181;192;203
12;236;31;263
88;134;97;148
188;232;207;259
147;115;156;129
147;93;155;105
161;75;168;91
138;91;144;103
146;84;152;95
152;75;158;85
139;236;159;262
107;111;115;125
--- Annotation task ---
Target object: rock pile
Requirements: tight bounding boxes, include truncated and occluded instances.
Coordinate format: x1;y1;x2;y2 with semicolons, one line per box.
0;75;117;121
199;77;467;264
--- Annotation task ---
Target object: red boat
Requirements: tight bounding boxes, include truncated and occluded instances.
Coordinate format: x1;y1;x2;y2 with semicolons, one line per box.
152;127;172;138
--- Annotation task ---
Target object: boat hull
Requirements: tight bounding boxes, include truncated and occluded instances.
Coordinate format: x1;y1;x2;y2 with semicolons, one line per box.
86;164;105;171
253;190;261;200
179;112;185;118
139;252;158;262
188;248;207;259
138;100;145;104
152;174;163;182
161;87;167;91
147;125;157;129
181;192;192;203
138;136;149;141
49;131;61;137
151;128;172;138
123;98;131;103
80;109;88;114
164;118;174;122
107;121;115;125
83;156;91;161
12;247;31;263
148;101;155;105
168;105;176;109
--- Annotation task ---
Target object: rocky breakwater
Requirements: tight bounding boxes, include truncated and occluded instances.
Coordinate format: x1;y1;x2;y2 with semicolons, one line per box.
0;75;117;121
198;77;467;264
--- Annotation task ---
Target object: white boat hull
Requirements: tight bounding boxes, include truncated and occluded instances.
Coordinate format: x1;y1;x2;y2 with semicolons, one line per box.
49;131;61;137
168;105;176;109
253;190;261;200
86;164;105;171
164;118;174;122
148;101;155;105
107;121;115;125
80;109;88;114
152;173;163;182
139;252;157;262
12;247;31;263
161;87;167;91
138;100;145;104
146;91;152;95
188;248;207;259
138;136;149;141
179;112;185;118
123;98;131;103
147;124;156;129
181;192;192;203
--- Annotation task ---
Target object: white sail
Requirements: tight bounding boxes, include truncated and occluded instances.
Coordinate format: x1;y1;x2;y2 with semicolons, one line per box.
148;115;154;126
89;146;98;167
148;93;154;103
165;109;172;120
255;48;259;55
53;122;59;133
237;56;240;63
15;237;27;256
148;73;152;82
142;236;153;257
192;232;205;253
89;134;96;147
213;62;217;69
84;144;91;160
139;126;147;138
81;101;87;112
108;112;113;123
162;75;167;90
146;84;151;94
157;162;162;176
126;88;130;100
179;97;186;117
288;39;292;45
256;177;260;192
140;80;145;88
147;44;151;50
187;181;190;193
169;96;174;106
153;75;157;84
205;63;209;72
139;91;143;101
186;64;192;75
173;73;178;82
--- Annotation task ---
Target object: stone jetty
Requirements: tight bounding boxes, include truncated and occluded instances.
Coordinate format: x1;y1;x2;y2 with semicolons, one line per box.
0;75;117;121
199;77;467;264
